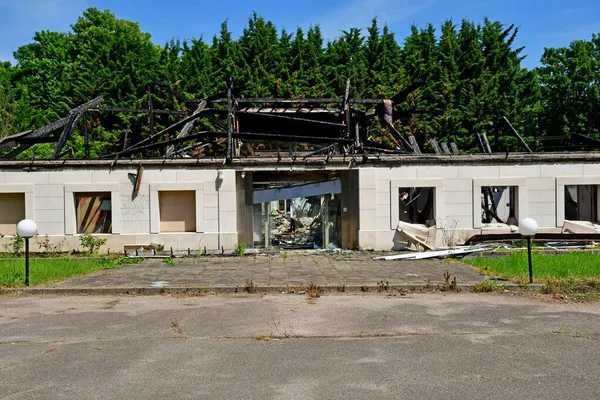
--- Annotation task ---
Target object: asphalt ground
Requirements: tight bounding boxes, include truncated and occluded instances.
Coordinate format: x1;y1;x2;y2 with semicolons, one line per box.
41;252;486;293
0;293;599;399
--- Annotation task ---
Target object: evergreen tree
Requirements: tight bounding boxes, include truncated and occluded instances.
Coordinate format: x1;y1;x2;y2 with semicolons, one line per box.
538;34;600;138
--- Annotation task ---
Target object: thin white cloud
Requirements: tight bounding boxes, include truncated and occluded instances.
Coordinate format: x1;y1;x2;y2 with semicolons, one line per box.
316;0;438;40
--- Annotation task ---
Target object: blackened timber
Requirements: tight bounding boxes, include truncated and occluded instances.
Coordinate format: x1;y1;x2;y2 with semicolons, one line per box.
148;86;155;150
0;96;104;151
124;109;212;152
450;142;460;155
20;118;68;140
103;131;218;158
2;144;33;160
440;142;451;155
303;144;338;159
83;112;89;159
226;83;234;162
499;117;532;153
343;80;351;138
408;136;421;154
482;132;492;153
430;139;442;155
236;110;345;127
384;120;412;150
570;132;600;149
123;130;129;151
170;142;210;157
476;133;487;153
90;107;186;115
52;113;81;159
211;97;387;104
233;132;354;144
362;146;404;154
165;100;208;157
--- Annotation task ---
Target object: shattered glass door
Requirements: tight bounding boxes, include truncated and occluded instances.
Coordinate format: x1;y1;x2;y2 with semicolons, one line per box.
257;194;341;249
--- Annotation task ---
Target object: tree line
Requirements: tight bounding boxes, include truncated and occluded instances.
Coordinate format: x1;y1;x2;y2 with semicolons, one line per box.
0;7;599;157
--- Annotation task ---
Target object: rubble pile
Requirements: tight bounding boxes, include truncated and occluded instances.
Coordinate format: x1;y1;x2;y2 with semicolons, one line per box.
268;209;322;248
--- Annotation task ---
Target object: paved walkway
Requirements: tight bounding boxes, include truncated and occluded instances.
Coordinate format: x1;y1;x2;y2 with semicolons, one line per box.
48;252;485;291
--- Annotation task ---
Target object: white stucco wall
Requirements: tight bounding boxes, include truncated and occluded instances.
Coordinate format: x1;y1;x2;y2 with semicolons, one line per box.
358;163;600;250
0;167;238;252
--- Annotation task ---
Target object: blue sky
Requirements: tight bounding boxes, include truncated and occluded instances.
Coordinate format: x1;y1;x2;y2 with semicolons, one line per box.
1;0;599;69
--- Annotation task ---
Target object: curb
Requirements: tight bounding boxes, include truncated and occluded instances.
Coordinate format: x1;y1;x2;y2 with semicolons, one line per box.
0;282;545;296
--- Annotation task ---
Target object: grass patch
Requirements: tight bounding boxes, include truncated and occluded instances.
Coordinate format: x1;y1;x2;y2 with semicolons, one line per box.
464;251;600;282
0;256;142;287
542;279;600;301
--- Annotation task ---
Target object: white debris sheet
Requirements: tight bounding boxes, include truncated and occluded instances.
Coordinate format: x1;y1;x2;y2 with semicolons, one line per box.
374;246;490;261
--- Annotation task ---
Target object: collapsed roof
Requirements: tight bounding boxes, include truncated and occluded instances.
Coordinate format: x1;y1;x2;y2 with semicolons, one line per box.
1;79;598;162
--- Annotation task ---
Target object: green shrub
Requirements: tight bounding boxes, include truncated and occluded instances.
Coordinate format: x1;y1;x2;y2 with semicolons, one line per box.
163;257;178;266
3;235;25;256
79;233;107;255
473;279;499;293
235;242;247;257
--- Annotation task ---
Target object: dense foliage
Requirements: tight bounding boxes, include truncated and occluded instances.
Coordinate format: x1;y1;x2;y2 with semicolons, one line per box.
0;8;599;157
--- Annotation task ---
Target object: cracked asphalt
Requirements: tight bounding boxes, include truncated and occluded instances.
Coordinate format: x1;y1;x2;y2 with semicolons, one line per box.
1;293;599;399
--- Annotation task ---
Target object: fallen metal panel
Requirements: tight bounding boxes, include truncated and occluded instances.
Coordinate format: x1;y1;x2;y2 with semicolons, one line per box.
464;233;600;245
375;247;487;260
252;179;341;204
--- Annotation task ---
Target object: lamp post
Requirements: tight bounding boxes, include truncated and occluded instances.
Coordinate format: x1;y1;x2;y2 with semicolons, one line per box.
17;219;37;287
519;218;539;284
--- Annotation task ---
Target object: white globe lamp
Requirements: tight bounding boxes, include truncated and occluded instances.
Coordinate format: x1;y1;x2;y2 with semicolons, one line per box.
519;218;538;238
518;217;538;284
16;219;37;287
17;219;38;239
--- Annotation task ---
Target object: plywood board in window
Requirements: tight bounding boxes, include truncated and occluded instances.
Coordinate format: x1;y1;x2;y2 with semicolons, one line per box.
0;193;25;235
159;191;196;232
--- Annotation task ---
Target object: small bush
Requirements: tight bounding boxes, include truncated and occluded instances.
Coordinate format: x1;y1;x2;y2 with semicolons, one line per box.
473;279;499;293
163;257;178;266
235;242;247;257
36;234;64;255
79;234;107;255
3;235;25;257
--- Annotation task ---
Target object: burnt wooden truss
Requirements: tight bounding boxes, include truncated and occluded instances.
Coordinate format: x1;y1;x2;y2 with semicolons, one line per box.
1;78;598;162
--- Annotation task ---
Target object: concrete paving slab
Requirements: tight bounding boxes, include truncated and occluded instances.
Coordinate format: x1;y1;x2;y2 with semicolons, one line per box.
24;252;488;294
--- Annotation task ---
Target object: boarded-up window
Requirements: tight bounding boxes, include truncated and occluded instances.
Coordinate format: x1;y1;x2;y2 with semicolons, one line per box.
565;185;598;222
0;193;25;235
159;191;196;232
75;192;112;234
398;187;435;225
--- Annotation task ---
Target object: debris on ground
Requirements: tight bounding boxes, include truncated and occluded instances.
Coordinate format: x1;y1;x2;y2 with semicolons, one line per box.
374;245;490;261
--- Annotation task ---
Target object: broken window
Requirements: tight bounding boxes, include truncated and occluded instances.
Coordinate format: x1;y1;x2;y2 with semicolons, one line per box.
0;193;25;235
75;192;112;234
159;191;196;232
481;186;518;224
565;185;598;222
398;187;435;225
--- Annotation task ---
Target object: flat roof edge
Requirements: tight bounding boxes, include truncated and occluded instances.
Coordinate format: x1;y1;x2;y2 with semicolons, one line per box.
0;153;598;170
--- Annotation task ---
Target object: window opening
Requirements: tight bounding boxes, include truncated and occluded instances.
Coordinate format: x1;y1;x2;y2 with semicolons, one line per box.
565;185;598;222
481;186;517;224
159;191;196;232
75;192;112;234
398;187;434;225
0;193;26;235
